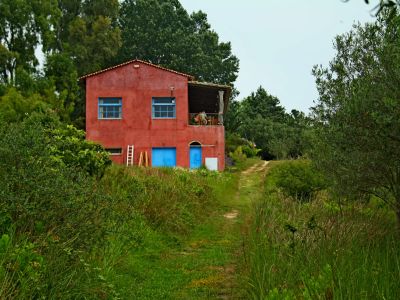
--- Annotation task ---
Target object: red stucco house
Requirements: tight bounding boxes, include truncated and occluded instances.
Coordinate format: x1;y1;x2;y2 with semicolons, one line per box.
80;59;231;171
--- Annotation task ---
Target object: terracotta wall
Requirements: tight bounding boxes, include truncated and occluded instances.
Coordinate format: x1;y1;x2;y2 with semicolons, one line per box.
85;61;225;170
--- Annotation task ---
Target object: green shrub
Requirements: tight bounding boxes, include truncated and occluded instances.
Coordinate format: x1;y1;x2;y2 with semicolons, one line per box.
229;146;247;164
47;124;111;178
226;133;260;157
241;144;260;158
0;113;223;298
246;162;400;299
0;115;114;298
270;160;327;201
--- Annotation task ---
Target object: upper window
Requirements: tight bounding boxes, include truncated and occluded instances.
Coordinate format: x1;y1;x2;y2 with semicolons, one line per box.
98;97;122;119
152;97;176;119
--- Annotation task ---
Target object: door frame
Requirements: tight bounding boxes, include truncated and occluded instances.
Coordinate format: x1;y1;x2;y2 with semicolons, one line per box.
189;141;202;169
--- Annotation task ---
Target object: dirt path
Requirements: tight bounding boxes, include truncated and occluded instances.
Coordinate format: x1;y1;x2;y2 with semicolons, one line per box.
121;160;270;299
215;160;270;299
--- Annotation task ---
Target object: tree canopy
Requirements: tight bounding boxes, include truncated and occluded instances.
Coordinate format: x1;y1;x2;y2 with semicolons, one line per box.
225;86;310;160
0;0;239;126
117;0;239;85
311;10;400;225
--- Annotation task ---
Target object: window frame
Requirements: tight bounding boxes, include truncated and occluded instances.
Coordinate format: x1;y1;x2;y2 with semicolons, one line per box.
98;97;122;120
105;148;123;155
152;97;176;119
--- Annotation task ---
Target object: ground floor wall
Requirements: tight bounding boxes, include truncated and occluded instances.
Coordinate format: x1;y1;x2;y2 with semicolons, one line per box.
86;126;225;171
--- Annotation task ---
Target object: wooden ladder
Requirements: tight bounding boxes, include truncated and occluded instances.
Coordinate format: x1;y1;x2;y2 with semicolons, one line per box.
138;151;149;167
126;145;134;166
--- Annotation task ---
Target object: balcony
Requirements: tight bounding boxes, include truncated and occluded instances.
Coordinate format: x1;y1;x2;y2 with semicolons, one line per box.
188;81;231;127
189;112;221;126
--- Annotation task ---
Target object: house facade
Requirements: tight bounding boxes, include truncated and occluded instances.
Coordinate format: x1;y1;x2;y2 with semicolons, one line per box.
81;59;230;171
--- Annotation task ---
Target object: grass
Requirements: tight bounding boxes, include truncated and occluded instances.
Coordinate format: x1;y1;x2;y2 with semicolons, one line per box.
244;161;400;299
98;163;257;299
0;148;264;300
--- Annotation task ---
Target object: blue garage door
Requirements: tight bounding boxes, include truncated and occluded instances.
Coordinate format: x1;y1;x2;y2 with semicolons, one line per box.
152;148;176;167
190;146;202;169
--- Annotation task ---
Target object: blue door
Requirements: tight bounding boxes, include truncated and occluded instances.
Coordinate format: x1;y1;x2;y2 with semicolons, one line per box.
152;148;176;167
190;146;202;169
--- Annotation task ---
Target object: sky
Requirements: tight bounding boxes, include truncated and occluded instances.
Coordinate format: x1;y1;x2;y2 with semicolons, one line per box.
179;0;377;113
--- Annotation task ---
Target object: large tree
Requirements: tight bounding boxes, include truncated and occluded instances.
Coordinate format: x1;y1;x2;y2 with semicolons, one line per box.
0;0;60;84
44;0;121;125
231;86;309;160
117;0;239;85
312;10;400;227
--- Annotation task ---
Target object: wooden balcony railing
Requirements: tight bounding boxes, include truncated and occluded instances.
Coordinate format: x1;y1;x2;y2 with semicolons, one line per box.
189;113;221;126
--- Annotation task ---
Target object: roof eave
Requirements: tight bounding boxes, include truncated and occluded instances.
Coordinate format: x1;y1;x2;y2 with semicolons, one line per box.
79;59;195;81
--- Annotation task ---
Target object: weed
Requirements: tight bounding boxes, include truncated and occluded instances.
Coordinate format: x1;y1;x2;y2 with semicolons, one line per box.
244;161;400;299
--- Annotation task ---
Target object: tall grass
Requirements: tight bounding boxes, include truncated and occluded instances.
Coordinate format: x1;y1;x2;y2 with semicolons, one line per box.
0;119;223;298
0;115;233;298
244;161;400;299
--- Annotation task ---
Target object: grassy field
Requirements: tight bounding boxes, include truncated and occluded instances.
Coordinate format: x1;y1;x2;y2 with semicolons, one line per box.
4;153;398;299
99;159;260;299
244;161;400;299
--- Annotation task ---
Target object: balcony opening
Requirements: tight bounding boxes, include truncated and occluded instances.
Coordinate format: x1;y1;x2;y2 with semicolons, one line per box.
188;81;231;126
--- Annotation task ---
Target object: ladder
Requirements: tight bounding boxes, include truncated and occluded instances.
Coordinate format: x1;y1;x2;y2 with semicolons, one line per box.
126;145;134;166
138;151;149;167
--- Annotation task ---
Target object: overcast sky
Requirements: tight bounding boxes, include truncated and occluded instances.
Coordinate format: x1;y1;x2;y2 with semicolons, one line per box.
179;0;377;113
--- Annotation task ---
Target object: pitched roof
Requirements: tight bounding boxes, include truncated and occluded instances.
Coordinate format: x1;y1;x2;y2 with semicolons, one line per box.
79;59;195;80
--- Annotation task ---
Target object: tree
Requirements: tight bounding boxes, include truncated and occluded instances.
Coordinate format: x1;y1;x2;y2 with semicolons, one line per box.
117;0;239;85
0;0;60;83
312;10;400;228
44;0;121;125
224;99;242;132
240;86;286;122
355;0;400;15
237;87;295;159
49;0;121;76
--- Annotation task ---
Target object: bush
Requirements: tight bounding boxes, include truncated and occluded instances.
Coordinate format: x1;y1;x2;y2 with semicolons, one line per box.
241;144;260;158
270;160;327;201
229;146;247;164
47;124;111;178
226;133;260;157
0;113;223;298
0;115;114;298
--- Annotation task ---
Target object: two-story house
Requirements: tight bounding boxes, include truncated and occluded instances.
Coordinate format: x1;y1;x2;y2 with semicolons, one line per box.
81;59;230;171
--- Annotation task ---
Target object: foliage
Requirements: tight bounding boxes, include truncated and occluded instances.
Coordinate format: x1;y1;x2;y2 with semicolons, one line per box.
0;115;114;298
101;166;242;299
227;87;311;160
229;146;247;164
241;144;260;158
269;160;327;201
224;99;241;132
240;86;285;122
117;0;239;86
0;0;60;83
311;10;400;225
101;166;215;235
44;53;79;115
225;132;260;157
0;0;240;124
47;124;111;178
347;0;400;16
0;88;48;122
244;161;400;299
0;113;225;298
